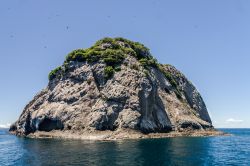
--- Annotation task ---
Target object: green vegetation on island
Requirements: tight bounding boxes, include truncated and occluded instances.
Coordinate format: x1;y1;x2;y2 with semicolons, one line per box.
49;37;155;79
48;37;182;98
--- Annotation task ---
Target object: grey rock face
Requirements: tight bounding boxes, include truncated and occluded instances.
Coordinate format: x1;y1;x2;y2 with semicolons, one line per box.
10;41;213;136
162;65;212;124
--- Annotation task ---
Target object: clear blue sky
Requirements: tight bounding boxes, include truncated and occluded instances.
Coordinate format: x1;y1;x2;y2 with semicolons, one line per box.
0;0;249;128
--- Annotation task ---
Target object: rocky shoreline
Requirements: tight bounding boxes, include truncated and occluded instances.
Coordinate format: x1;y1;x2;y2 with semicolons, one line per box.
10;129;228;141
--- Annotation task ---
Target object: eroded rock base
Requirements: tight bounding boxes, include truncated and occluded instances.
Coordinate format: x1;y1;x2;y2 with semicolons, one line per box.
12;129;227;141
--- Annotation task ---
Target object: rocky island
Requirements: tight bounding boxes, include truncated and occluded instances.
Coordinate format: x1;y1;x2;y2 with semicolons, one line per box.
10;37;223;140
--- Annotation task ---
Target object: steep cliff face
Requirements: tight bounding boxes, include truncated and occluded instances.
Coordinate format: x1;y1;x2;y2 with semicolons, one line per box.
10;38;213;137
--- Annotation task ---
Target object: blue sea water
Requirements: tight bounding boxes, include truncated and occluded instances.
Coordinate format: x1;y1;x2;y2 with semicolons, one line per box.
0;129;250;166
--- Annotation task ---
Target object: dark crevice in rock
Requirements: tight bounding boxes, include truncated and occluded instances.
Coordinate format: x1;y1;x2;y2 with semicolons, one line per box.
92;112;119;131
184;91;195;109
92;70;103;91
47;94;54;103
48;94;78;104
106;98;127;106
9;124;17;132
24;112;35;135
200;123;213;129
179;121;201;130
164;87;171;94
38;118;64;132
69;76;86;85
65;97;78;104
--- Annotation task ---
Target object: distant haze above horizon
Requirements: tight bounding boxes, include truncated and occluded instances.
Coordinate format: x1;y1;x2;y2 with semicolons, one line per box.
0;0;249;128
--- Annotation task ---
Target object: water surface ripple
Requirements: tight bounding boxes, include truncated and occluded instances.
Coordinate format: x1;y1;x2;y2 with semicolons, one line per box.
0;129;249;166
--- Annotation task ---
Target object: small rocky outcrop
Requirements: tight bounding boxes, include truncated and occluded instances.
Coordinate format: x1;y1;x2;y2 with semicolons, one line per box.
10;37;213;138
